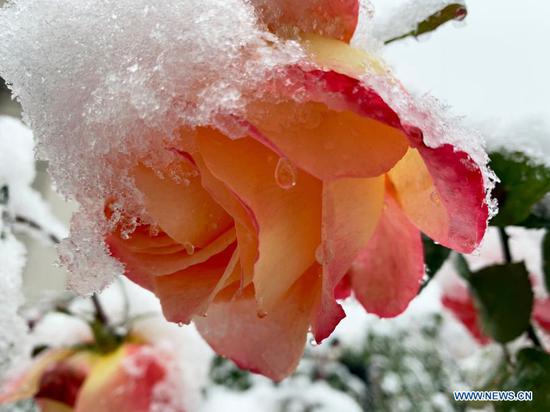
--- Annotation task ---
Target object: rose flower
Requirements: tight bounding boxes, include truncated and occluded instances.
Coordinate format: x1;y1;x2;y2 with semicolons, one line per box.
106;0;489;380
0;344;182;412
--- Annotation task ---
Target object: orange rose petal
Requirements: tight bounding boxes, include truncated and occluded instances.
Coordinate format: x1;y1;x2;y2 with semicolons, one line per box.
154;245;238;324
350;193;424;317
75;345;176;412
299;33;386;78
312;176;384;342
252;0;359;42
115;228;180;253
247;100;409;181
389;145;487;253
196;128;321;311
106;234;155;291
108;227;236;277
133;162;233;249
194;269;318;381
192;152;259;287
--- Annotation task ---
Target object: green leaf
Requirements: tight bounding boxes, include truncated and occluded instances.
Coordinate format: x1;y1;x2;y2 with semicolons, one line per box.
422;235;451;278
497;348;550;411
490;152;550;227
543;231;550;293
467;263;533;343
384;4;467;45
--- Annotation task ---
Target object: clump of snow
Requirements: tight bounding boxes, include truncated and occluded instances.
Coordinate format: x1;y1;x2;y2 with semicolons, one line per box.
0;0;303;294
482;116;550;168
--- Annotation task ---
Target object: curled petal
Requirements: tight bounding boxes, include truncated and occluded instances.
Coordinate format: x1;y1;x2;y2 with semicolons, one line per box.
108;228;236;277
252;0;359;42
154;245;239;324
247;100;409;180
194;269;318;381
312;176;384;342
191;152;259;287
389;145;487;253
350;192;424;317
133;162;233;249
196;128;321;312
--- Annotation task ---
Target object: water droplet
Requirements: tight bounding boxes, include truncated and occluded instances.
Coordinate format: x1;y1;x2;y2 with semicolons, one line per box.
257;309;267;319
177;322;184;328
309;338;319;347
183;242;195;255
430;191;441;205
274;158;297;190
127;63;139;73
454;6;467;21
315;243;334;265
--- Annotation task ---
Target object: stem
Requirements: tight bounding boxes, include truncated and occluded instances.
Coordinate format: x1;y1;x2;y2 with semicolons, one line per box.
527;325;543;348
498;227;513;263
91;294;109;326
13;215;61;244
498;227;542;348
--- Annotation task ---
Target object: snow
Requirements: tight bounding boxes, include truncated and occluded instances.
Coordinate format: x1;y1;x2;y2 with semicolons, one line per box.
0;0;303;294
0;116;63;383
202;379;362;412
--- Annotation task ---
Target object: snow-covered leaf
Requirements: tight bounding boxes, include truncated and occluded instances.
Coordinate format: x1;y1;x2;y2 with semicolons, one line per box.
490;152;550;227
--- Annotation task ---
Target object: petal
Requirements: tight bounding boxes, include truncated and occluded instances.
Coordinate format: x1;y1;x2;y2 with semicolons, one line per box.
388;145;487;253
108;227;236;277
534;298;550;334
349;192;424;317
196;128;322;311
192;153;259;287
133;162;233;249
0;349;74;404
75;345;176;412
194;268;319;381
300;33;386;78
246;100;409;180
442;285;491;345
153;244;239;324
252;0;359;42
312;176;385;341
36;400;73;412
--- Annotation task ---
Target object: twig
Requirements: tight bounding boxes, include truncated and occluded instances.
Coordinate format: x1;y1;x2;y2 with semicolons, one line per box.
497;227;513;263
13;214;61;244
91;294;109;326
